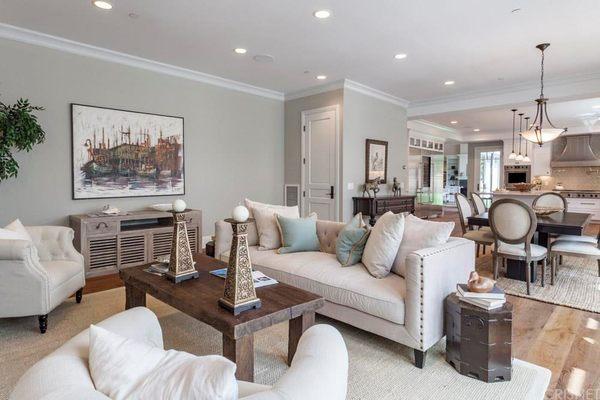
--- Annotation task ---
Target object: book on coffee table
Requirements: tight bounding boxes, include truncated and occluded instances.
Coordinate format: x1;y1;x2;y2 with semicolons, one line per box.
210;268;278;288
458;296;506;310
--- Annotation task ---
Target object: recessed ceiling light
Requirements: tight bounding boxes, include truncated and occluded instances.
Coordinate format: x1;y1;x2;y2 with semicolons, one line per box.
234;48;247;54
593;105;600;109
450;121;458;124
313;10;331;19
444;80;455;86
316;75;327;80
92;0;113;10
473;128;481;132
394;53;407;60
253;54;275;63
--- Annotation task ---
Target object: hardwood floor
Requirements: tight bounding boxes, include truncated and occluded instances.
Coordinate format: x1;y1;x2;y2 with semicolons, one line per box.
84;213;599;399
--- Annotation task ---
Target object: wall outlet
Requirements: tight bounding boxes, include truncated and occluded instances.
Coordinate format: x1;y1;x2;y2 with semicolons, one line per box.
347;182;355;190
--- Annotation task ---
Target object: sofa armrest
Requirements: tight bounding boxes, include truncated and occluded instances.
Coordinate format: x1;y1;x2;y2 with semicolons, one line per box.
215;220;233;260
404;237;475;351
26;226;84;264
0;239;37;260
240;325;348;400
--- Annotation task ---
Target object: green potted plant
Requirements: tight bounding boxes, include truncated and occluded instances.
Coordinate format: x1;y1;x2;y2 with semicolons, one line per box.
0;98;46;181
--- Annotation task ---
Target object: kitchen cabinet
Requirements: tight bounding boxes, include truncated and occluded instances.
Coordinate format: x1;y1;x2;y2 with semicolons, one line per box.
531;144;552;177
566;198;600;221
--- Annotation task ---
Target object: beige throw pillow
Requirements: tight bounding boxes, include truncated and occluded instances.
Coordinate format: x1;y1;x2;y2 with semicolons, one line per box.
392;214;454;277
252;204;300;250
362;212;405;278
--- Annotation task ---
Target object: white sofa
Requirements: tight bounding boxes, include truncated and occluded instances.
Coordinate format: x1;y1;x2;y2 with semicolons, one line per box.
10;307;349;400
0;226;85;333
216;218;475;367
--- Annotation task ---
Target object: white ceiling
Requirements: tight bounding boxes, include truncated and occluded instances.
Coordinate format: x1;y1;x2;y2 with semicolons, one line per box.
418;97;600;140
1;0;600;103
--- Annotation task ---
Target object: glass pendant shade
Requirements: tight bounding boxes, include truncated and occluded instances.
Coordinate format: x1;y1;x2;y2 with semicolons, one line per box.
523;155;531;163
521;126;565;146
515;154;524;162
508;152;517;160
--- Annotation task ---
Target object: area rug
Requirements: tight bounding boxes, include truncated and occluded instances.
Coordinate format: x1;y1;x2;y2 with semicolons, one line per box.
0;288;550;400
478;254;600;313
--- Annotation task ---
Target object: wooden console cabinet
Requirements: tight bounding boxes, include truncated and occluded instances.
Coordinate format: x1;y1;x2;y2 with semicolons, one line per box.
70;209;202;277
352;195;415;226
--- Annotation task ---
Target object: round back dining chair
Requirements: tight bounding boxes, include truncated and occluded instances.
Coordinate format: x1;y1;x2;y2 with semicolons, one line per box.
454;193;473;235
489;198;547;294
471;192;487;215
532;192;567;210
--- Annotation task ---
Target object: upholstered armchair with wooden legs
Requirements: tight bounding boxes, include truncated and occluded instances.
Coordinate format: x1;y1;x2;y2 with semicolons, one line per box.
549;227;600;284
455;193;494;257
470;192;488;215
488;199;548;295
0;226;85;333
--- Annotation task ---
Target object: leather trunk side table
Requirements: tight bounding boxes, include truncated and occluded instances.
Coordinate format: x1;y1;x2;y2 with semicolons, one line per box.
445;293;513;383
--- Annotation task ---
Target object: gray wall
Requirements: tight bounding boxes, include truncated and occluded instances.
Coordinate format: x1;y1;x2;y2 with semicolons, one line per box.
0;39;284;236
342;89;408;221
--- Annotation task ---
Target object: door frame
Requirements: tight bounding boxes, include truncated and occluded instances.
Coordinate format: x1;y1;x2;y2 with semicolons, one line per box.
473;145;503;193
300;105;341;221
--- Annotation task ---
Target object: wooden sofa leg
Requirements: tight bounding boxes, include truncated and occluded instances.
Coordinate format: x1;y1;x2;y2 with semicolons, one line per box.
38;315;48;334
76;288;83;304
414;349;427;368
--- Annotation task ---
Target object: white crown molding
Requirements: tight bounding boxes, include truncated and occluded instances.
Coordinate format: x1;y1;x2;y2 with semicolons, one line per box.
343;79;410;108
408;71;600;118
284;80;346;101
285;79;411;109
0;23;285;101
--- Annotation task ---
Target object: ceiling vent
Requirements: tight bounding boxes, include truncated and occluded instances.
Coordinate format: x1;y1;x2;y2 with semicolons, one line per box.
551;134;600;167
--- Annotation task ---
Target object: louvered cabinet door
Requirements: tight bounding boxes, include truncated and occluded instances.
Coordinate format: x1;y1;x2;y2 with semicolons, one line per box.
88;236;118;275
119;233;148;268
187;228;199;254
152;230;173;260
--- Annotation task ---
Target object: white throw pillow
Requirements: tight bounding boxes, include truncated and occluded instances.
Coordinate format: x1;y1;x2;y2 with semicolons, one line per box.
89;325;238;400
251;203;300;250
1;219;33;241
392;214;455;277
362;212;405;278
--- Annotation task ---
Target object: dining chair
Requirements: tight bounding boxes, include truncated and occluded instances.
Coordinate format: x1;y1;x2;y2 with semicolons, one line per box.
549;227;600;284
532;192;567;210
488;199;548;295
455;193;494;257
471;192;487;215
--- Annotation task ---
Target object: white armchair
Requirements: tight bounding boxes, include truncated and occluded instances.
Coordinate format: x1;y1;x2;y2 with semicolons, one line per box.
0;226;85;333
10;307;349;400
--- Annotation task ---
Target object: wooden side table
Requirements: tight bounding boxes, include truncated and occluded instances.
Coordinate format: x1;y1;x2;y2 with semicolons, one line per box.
445;293;513;383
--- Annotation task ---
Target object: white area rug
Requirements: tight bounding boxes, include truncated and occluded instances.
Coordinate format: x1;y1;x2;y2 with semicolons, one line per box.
0;287;551;400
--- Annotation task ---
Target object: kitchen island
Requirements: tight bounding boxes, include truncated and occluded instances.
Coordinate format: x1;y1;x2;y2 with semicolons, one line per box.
491;190;560;206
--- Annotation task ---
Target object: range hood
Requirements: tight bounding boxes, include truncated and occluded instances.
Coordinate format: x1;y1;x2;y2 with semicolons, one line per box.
551;134;600;167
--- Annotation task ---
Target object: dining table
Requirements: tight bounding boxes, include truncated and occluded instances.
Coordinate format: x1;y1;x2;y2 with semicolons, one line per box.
467;211;593;282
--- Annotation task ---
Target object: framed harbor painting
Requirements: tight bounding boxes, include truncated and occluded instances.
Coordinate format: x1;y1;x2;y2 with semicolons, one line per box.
365;139;388;184
71;104;185;199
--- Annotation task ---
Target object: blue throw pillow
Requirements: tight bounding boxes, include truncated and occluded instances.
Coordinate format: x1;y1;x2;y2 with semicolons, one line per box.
276;213;320;254
336;213;370;267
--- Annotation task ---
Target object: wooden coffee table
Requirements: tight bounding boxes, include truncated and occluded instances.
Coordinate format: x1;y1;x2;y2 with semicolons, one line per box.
119;253;324;382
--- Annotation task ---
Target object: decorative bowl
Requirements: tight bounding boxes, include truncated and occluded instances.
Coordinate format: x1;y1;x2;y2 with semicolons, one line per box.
513;183;535;192
533;206;563;216
149;203;172;212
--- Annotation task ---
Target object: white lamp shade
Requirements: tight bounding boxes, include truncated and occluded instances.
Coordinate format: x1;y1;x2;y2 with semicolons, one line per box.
515;154;524;162
523;155;531;163
508;152;517;160
521;127;564;145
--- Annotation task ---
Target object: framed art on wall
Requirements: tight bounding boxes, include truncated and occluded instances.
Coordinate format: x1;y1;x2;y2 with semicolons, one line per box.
71;104;185;199
365;139;388;183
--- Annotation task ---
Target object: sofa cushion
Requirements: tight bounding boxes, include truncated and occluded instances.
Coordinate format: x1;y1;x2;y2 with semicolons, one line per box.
392;214;454;277
252;204;300;250
238;247;406;325
362;212;405;278
336;213;370;267
316;220;346;254
276;213;320;254
2;218;33;242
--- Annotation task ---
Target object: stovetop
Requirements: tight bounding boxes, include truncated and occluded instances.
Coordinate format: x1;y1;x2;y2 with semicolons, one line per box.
558;190;600;198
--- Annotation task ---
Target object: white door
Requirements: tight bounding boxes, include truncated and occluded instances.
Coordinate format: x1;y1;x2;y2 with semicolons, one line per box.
301;106;339;221
474;146;502;194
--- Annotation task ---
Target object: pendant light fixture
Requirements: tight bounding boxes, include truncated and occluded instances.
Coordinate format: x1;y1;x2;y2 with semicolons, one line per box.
522;116;531;163
508;109;517;160
521;43;567;146
515;113;524;162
